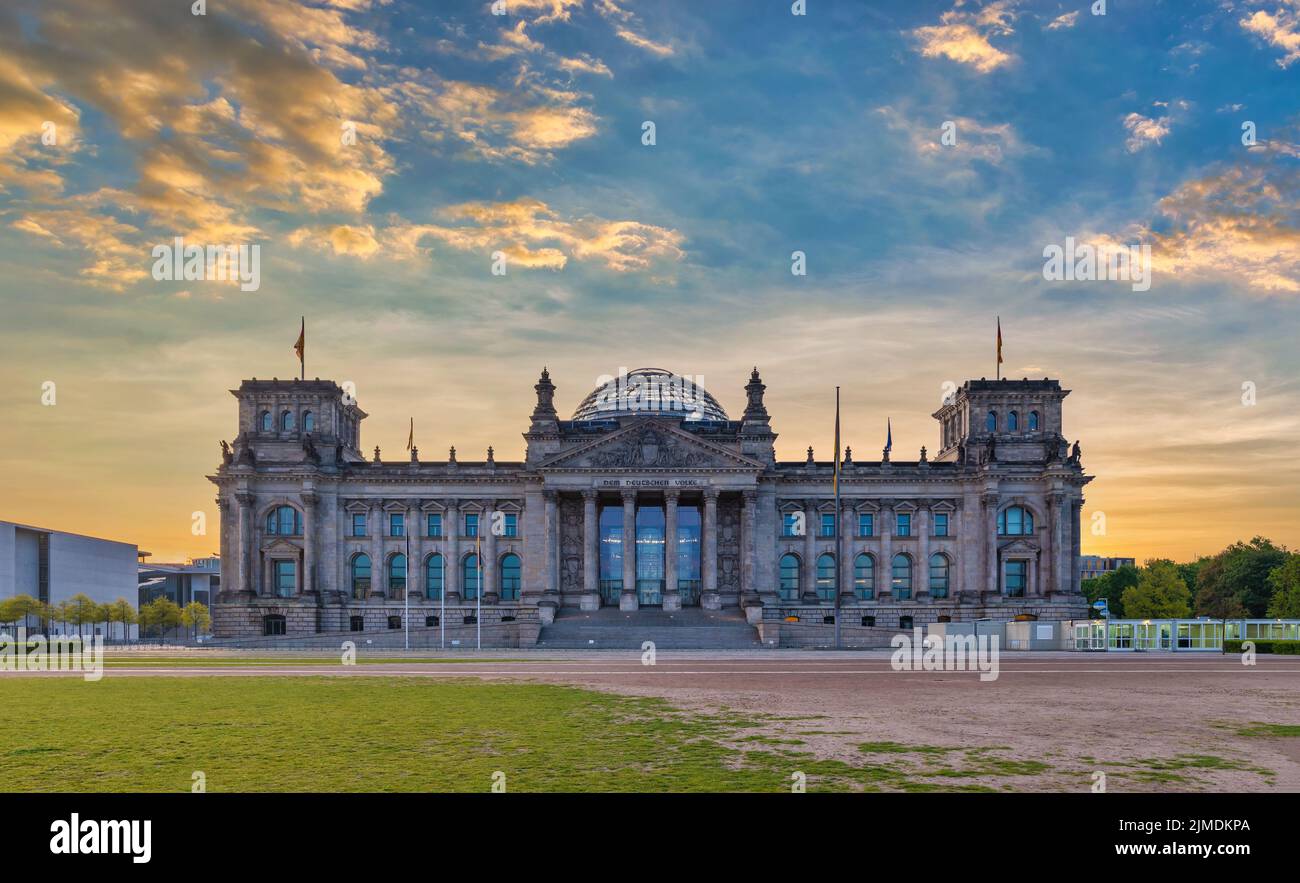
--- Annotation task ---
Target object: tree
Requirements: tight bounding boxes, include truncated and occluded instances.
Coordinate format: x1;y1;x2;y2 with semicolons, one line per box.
1120;560;1192;619
181;601;211;641
107;598;138;642
1266;554;1300;619
140;597;183;643
1083;565;1137;619
1194;537;1288;617
0;594;41;632
65;593;99;638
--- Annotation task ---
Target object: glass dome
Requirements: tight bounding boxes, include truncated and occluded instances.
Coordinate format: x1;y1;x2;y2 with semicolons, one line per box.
572;368;729;422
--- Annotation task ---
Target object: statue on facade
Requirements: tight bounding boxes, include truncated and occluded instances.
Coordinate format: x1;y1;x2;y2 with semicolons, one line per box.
1068;440;1082;465
220;439;232;465
302;432;320;465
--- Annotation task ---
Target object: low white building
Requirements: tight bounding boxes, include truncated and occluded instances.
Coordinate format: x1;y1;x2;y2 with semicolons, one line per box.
0;520;139;637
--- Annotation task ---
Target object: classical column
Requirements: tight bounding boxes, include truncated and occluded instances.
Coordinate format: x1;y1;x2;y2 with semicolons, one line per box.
701;489;720;609
663;489;681;611
236;492;255;597
484;501;499;604
445;499;461;604
983;493;1000;595
543;491;560;603
301;491;318;595
740;490;758;606
879;499;893;600
581;490;600;611
216;496;232;599
801;497;819;603
917;502;931;599
619;490;638;611
1071;498;1083;595
409;501;423;602
839;500;856;605
369;502;384;599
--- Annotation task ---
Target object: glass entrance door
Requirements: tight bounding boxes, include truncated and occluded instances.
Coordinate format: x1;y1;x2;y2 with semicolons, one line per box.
635;505;664;605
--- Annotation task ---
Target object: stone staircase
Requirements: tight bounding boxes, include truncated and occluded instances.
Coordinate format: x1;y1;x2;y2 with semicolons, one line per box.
537;607;766;649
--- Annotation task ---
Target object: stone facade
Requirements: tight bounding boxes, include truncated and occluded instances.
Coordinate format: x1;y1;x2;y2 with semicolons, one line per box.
210;367;1092;641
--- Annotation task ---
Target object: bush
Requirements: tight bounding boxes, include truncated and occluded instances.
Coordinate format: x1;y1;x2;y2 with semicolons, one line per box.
1223;639;1300;655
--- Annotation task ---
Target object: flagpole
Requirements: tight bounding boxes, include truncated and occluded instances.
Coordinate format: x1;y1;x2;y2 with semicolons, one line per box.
833;386;842;652
300;316;305;381
476;541;483;652
404;531;410;651
440;555;446;651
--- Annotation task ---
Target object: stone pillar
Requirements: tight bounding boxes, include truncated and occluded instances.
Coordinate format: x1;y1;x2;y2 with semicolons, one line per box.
917;502;931;599
369;502;384;599
801;497;819;603
983;493;1000;595
484;501;499;604
663;489;681;611
740;490;758;606
1071;498;1083;595
301;491;318;595
236;492;255;596
581;490;600;611
542;490;561;605
216;496;233;598
409;502;423;601
879;499;893;600
619;490;638;611
1046;493;1062;596
446;499;461;604
839;500;856;605
701;489;720;610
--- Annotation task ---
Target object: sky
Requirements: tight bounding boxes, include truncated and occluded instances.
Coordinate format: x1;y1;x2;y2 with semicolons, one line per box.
0;0;1298;563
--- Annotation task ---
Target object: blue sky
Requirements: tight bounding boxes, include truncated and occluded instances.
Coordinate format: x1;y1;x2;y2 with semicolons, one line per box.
0;0;1298;559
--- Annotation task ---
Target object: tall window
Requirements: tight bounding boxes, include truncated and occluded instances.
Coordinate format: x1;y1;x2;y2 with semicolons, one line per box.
891;554;912;600
463;554;480;600
351;513;367;537
676;505;702;603
351;554;370;599
259;410;273;432
500;553;521;601
426;554;444;600
932;513;949;537
389;513;405;537
274;560;296;597
819;513;836;538
1005;560;1027;597
782;512;802;537
427;513;442;537
895;513;911;537
1028;410;1040;431
816;553;836;602
464;513;479;538
388;554;406;597
281;410;295;432
858;512;874;537
929;553;950;599
303;411;315;433
854;553;874;600
598;505;624;604
1008;410;1019;431
998;505;1034;536
500;513;518;537
266;506;302;536
779;554;800;601
986;410;997;432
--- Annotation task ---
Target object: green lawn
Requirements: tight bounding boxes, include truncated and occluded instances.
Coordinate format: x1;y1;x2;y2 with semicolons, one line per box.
0;678;1269;792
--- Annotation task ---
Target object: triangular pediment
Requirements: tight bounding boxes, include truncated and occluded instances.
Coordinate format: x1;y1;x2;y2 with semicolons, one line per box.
541;419;763;471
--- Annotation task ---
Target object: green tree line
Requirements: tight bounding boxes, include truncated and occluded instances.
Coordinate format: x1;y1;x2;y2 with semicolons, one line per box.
0;594;211;642
1084;536;1300;620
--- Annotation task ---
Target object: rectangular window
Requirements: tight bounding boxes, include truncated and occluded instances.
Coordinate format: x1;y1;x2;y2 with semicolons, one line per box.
389;513;405;537
427;513;442;537
351;513;366;537
274;560;296;597
819;513;836;537
933;513;948;537
464;513;479;537
1005;560;1027;597
858;513;873;537
895;513;911;537
502;512;518;537
782;512;801;537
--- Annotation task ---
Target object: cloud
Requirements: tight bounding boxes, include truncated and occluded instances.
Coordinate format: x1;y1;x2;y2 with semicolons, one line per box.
1045;11;1078;30
292;198;686;273
912;0;1018;73
1122;112;1172;152
877;105;1030;166
598;0;676;57
1240;1;1300;68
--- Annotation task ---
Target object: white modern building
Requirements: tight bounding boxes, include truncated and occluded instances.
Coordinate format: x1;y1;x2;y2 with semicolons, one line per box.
0;520;138;635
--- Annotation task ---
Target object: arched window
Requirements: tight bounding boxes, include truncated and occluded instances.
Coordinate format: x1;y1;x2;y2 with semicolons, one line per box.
1028;410;1039;431
854;553;874;600
463;554;480;601
891;553;912;601
816;553;836;602
929;553;950;599
1008;410;1018;432
500;553;521;601
281;410;295;432
259;410;273;432
265;506;302;536
985;410;997;432
779;553;800;602
303;411;315;433
426;554;444;601
351;554;371;599
997;505;1034;536
388;554;407;597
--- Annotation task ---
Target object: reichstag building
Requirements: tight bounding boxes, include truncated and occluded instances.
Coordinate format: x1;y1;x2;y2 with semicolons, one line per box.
211;366;1092;642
